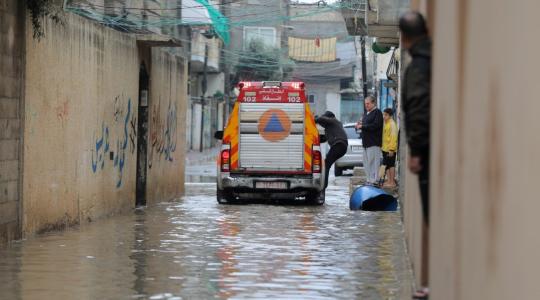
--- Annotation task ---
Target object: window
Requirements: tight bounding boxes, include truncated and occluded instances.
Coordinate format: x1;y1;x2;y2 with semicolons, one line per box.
308;95;315;103
243;27;277;49
340;78;354;90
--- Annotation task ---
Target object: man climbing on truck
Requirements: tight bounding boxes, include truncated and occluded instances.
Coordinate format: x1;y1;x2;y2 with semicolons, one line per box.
315;111;348;191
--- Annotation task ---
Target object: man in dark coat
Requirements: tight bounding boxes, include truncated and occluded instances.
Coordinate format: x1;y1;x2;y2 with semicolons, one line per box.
401;11;432;225
315;111;348;191
356;96;383;185
400;11;432;300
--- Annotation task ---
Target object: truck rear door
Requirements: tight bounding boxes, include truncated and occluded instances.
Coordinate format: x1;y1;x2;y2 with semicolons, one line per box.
239;102;305;171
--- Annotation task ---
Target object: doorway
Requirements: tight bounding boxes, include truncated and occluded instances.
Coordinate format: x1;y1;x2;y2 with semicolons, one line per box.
136;63;149;206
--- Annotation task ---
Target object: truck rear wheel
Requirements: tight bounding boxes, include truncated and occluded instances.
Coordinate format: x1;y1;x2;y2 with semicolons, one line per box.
217;188;233;204
307;190;325;206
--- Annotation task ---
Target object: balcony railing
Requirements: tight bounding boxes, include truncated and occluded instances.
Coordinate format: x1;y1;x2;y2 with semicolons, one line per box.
340;0;368;36
386;49;399;82
341;0;409;46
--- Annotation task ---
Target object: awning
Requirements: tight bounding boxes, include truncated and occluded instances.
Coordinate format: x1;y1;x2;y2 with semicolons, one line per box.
288;37;337;63
135;34;182;47
183;0;230;45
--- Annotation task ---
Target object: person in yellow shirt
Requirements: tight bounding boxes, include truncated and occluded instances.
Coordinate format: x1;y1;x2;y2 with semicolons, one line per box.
382;108;398;187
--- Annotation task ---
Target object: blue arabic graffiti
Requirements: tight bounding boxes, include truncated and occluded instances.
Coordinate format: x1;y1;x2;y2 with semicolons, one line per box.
164;101;177;162
91;124;109;173
149;99;178;168
91;97;133;188
113;99;131;187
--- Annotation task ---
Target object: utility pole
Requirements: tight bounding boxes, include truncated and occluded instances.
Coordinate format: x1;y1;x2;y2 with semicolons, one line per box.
360;36;368;100
221;0;232;118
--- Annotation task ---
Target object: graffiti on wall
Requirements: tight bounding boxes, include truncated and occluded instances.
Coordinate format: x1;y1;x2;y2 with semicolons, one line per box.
91;123;110;173
129;114;137;154
55;100;70;124
113;95;124;122
148;98;178;168
91;96;136;188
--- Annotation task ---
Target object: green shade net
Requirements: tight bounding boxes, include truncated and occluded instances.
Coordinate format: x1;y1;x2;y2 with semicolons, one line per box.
195;0;230;45
372;42;391;54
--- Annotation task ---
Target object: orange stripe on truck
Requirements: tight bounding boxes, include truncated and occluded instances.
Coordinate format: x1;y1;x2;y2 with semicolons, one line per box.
223;103;240;170
303;103;319;172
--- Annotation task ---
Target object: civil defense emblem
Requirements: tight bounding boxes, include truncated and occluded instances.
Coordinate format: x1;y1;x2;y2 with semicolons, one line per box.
257;109;292;142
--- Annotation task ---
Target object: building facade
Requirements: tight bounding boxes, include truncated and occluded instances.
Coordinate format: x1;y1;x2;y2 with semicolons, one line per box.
289;3;360;122
188;28;226;151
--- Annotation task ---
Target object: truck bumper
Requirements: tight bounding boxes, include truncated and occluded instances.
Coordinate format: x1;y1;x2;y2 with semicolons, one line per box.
218;174;323;199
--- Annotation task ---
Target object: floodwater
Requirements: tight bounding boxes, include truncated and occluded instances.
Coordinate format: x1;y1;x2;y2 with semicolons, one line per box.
0;162;413;299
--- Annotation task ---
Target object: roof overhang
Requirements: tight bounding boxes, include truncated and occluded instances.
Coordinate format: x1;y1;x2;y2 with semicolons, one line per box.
136;34;182;47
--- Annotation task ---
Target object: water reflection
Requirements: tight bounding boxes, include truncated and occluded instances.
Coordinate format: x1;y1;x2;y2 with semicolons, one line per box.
131;208;149;298
0;180;412;299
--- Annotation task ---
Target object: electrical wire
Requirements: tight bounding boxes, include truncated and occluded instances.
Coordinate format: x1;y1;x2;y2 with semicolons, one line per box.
63;0;365;75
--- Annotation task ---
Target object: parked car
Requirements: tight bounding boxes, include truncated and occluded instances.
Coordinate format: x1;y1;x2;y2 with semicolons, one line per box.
334;123;364;176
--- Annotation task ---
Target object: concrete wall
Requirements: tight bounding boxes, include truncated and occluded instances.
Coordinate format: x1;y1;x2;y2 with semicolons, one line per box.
400;144;425;288
430;1;540;299
401;1;540;298
305;80;340;117
190;32;221;72
146;48;187;204
326;93;341;121
206;73;225;97
289;4;349;39
21;12;186;236
23;13;139;234
0;0;23;243
397;44;426;288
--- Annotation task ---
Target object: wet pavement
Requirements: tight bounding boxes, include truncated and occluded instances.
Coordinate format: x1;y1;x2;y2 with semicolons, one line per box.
0;159;414;300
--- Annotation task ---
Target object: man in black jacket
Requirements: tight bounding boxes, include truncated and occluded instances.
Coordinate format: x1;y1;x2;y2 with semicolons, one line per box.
315;111;348;191
356;96;383;185
400;11;431;300
401;11;431;225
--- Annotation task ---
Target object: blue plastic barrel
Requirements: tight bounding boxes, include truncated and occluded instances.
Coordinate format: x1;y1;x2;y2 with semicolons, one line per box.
350;185;398;211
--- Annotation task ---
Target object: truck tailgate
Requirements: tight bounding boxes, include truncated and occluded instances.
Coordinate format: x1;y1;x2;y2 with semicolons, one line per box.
239;103;305;171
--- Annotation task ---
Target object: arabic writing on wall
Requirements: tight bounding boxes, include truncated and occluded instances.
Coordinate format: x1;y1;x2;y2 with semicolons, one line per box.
149;98;178;168
91;96;137;188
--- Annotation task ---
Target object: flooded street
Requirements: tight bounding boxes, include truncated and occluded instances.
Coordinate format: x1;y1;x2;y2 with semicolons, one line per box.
0;160;413;299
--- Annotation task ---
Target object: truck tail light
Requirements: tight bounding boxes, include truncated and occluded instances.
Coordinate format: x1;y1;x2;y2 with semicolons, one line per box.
221;149;230;172
312;149;322;173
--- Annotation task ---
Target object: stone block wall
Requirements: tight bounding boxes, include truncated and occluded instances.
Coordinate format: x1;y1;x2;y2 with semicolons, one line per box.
0;0;23;243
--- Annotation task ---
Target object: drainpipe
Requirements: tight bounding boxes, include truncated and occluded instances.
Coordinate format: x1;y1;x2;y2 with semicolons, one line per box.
200;43;209;152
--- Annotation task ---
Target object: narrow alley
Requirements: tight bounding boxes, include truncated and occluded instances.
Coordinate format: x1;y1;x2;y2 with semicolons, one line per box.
0;152;413;299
